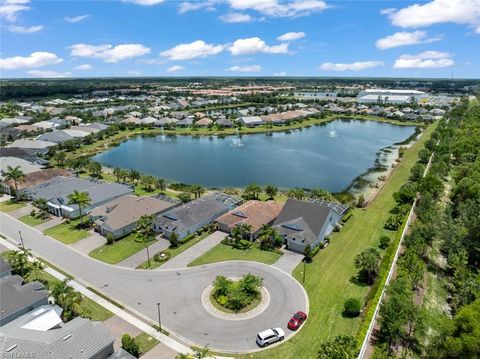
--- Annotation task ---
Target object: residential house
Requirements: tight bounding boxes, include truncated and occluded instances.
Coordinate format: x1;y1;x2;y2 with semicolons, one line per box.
195;117;213;127
237;116;264;127
6;139;56;152
273;198;348;253
24;176;134;218
89;194;180;239
1;157;44;184
153;193;242;240
216;200;284;240
215;118;235;128
0;305;115;359
0;275;49;325
0;147;49;166
1;168;73;196
176;117;194;127
37;130;74;144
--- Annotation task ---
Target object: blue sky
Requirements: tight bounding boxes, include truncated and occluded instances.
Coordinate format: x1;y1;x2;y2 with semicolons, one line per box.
0;0;479;78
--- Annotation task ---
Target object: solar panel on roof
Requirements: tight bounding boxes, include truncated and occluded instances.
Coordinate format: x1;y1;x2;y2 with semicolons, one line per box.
232;211;247;218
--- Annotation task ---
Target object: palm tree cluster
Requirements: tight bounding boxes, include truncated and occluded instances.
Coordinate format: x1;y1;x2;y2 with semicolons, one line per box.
2;165;25;197
51;279;83;321
67;190;91;227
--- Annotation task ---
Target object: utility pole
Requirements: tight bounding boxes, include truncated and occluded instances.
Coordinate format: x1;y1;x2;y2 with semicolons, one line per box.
156;302;161;332
146;245;151;268
302;259;306;283
18;230;25;250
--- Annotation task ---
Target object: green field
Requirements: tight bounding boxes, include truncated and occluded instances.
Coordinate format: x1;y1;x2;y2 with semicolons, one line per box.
0;200;26;213
240;123;437;359
19;214;49;226
89;234;154;264
44;219;90;244
189;243;283;267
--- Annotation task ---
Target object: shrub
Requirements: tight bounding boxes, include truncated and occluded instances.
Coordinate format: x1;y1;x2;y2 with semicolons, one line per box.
379;235;390;249
384;214;404;231
121;334;140;358
343;298;361;317
169;232;179;248
30;209;37;217
106;233;114;245
341;212;353;223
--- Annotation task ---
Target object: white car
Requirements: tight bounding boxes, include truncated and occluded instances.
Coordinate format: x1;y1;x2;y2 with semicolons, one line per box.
256;328;285;347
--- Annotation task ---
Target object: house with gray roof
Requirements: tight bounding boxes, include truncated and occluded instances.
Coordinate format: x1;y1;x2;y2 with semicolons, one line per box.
24;176;134;218
0;257;12;278
176;117;194;127
89;194;180;239
153;193;242;240
273;198;348;253
6;139;57;152
0;275;49;325
0;305;115;359
215;118;235;128
37;130;74;144
237;116;264;127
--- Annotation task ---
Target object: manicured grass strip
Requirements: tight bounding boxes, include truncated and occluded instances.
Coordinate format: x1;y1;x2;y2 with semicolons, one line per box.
19;214;49;226
137;231;211;269
188;243;282;267
135;332;159;355
89;234;154;264
39;257;75;280
86;286;125;309
44;219;90;244
79;296;114;322
240;122;437;359
0;200;26;213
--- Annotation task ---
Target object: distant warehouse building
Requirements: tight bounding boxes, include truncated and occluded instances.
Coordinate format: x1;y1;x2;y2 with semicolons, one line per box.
154;193;242;240
358;89;427;104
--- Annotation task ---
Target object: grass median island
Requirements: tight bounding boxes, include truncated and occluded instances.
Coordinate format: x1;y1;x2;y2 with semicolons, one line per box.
211;274;263;313
19;214;49;226
89;233;155;264
44;219;90;244
0;200;26;213
239;122;437;359
188;242;282;267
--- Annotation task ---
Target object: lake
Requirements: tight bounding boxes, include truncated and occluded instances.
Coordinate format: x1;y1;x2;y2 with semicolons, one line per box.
93;119;416;192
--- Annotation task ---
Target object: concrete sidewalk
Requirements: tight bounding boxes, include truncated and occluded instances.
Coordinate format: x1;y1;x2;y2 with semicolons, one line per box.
161;231;227;269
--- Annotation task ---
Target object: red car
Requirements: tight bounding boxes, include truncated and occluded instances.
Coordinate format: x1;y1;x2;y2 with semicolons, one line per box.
287;311;307;330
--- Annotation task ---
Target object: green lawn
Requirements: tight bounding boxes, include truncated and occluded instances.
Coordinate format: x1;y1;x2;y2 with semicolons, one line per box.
135;332;159;355
240;123;437;359
137;231;212;269
89;234;154;264
0;200;26;212
19;214;49;226
79;296;114;321
189;243;283;267
44;218;90;244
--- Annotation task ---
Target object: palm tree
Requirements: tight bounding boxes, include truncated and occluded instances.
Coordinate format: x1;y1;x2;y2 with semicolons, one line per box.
113;167;122;182
2;165;25;197
54;151;66;166
264;184;278;199
51;279;82;321
135;214;154;242
155;178;166;194
258;224;275;249
67;190;91;226
190;184;205;199
355;248;380;284
128;169;141;183
192;345;212;359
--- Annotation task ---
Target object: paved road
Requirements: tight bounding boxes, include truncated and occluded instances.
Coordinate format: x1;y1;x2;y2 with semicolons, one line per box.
0;212;308;352
161;231;227;269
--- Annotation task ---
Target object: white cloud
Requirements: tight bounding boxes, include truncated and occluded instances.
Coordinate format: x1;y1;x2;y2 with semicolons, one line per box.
64;14;89;23
73;64;92;70
220;12;253;23
122;0;165;5
27;70;72;78
69;43;151;63
167;65;184;72
227;65;262;72
380;8;396;15
160;40;224;60
0;51;63;70
6;24;43;33
229;37;289;55
376;31;442;49
274;71;287;76
319;61;384;71
388;0;480;33
178;1;218;14
277;31;306;41
393;50;454;68
0;0;31;21
228;0;328;17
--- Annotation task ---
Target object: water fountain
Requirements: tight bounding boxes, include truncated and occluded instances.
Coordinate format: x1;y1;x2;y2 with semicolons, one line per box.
156;126;171;142
230;128;245;147
329;123;337;138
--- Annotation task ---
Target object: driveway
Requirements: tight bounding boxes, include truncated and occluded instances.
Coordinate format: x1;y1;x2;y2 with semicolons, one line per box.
0;212;308;352
272;250;304;274
70;230;106;254
103;315;142;351
161;231;227;269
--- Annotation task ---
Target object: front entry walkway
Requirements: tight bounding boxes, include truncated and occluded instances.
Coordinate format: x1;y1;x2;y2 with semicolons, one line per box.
272;249;304;274
160;231;227;269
